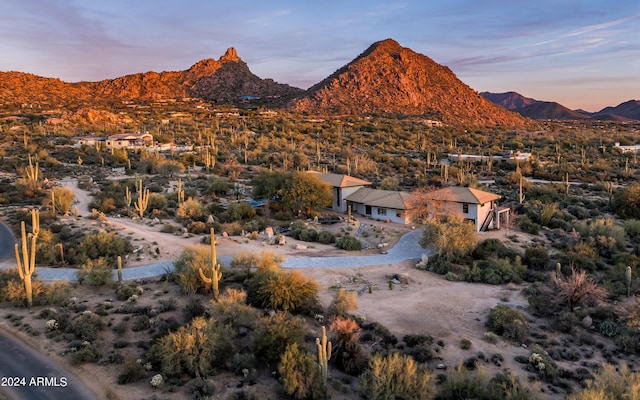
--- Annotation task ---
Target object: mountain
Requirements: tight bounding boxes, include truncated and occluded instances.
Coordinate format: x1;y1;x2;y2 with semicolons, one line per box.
482;91;640;121
479;92;540;110
289;39;528;126
0;48;303;107
515;101;591;120
594;100;640;120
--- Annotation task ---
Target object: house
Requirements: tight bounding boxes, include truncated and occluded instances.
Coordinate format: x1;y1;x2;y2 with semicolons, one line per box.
344;187;413;224
105;132;154;149
420;186;509;232
306;172;371;213
73;136;106;148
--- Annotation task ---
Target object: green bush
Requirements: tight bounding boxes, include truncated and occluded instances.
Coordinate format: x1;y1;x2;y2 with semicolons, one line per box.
79;231;132;265
464;257;525;285
336;235;362;251
117;358;146;384
360;352;433;400
247;269;319;314
76;257;113;286
278;343;324;400
523;246;550;271
186;377;216;399
485;305;529;343
317;230;336;244
254;312;306;367
67;311;104;342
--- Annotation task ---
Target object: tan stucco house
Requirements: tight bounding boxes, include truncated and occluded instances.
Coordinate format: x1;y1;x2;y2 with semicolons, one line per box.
306;172;372;213
344;187;413;224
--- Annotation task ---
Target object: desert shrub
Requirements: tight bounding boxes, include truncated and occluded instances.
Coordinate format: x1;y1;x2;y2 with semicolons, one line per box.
177;198;207;222
574;218;627;258
472;239;517;260
460;338;472;350
211;288;259;329
147;192;168;214
69;343;101;365
518;215;540;235
186;377;216;399
329;316;367;375
528;346;557;381
76;257;113;286
278;343;324;400
247;269;319;314
360;352;433;400
50;186;75;214
67;311;104;342
298;228;319;242
117;358;147;384
327;289;358;317
439;363;492;400
403;334;433;348
551;266;607;311
153;317;233;378
598;320;620;338
567;364;640;400
485;305;529;342
464;257;525;285
523;246;550;271
174;246;219;295
79;231;132;266
336;235;362;251
187;221;208;234
612;182;640;219
115;284;137;301
131;315;151;332
420;216;478;263
183;298;206;322
160;223;178;233
317;230;336;244
254;312;306;368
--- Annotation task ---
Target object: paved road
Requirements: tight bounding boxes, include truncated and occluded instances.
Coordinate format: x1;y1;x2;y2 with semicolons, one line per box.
0;222;426;281
0;329;97;400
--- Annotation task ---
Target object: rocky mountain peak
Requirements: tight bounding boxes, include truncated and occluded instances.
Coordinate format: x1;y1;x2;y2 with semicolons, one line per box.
219;47;241;62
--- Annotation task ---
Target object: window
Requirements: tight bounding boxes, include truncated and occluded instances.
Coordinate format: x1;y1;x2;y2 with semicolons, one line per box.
378;207;387;216
396;210;402;218
462;203;469;213
365;205;372;215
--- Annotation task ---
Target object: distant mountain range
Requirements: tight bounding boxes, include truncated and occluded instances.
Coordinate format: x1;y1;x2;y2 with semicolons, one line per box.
11;39;638;125
480;91;640;121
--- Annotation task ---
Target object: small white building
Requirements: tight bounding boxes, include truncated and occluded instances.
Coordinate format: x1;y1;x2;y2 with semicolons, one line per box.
105;133;154;149
420;186;509;232
344;187;413;224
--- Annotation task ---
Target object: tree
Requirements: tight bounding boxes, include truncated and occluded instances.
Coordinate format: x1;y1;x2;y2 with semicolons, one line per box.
419;215;478;263
612;182;640;219
278;343;324;400
281;172;332;215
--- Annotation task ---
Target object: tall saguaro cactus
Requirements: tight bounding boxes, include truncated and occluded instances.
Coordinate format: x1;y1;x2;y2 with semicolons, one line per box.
626;266;633;297
14;210;40;307
199;228;222;300
316;326;332;383
177;179;185;204
117;256;123;282
134;179;149;218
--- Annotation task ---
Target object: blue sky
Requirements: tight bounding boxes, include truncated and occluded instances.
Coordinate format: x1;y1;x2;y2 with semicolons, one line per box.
0;0;638;111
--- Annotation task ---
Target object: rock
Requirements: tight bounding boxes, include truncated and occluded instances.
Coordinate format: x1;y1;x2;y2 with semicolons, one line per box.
265;227;274;239
421;254;429;265
391;278;401;284
207;215;215;224
222;231;229;238
152;217;160;224
295;244;307;250
582;315;593;328
436;364;447;370
398;274;411;284
278;235;286;245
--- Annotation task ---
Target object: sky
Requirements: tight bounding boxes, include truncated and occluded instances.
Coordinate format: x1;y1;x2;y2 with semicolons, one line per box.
0;1;638;112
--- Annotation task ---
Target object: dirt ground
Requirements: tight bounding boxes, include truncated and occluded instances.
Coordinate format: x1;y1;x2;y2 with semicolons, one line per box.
0;178;560;399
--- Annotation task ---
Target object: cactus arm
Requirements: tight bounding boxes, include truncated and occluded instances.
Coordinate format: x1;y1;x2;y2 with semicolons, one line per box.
198;267;212;284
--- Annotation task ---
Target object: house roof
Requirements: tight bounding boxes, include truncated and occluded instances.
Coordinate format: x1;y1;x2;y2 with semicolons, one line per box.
306;171;371;188
422;186;501;205
107;133;153;140
344;187;412;210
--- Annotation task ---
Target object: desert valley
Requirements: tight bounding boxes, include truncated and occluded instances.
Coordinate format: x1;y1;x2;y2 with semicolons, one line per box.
0;38;640;400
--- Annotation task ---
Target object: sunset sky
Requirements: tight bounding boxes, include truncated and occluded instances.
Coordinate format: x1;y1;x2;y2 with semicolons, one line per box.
0;0;638;112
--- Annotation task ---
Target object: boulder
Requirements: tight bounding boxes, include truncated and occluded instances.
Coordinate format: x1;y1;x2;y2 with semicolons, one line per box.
295;244;307;250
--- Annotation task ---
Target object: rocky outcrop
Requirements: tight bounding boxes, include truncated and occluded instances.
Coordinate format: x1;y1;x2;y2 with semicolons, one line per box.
289;39;529;126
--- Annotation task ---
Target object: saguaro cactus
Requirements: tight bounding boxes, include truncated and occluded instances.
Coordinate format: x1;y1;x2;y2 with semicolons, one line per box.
117;256;123;282
626;266;632;297
556;263;562;279
199;228;222;300
14;210;40;307
316;326;332;383
177;179;185;204
134;179;149;218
